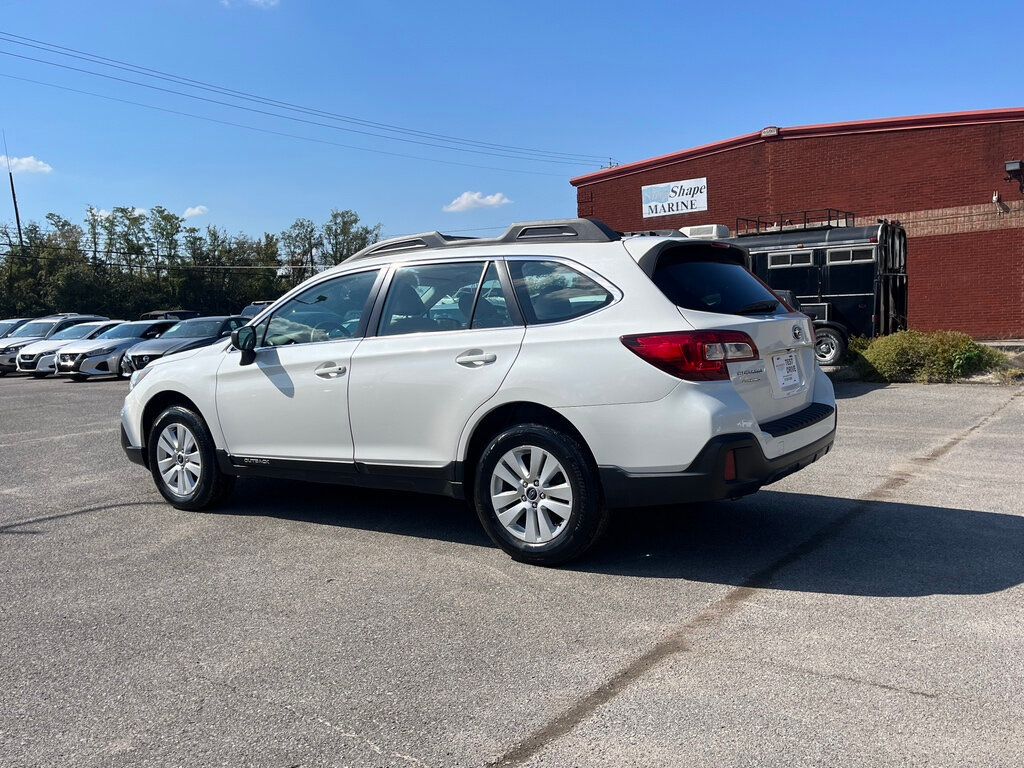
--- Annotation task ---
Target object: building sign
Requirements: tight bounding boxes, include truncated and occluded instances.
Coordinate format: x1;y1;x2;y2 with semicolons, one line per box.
641;177;708;218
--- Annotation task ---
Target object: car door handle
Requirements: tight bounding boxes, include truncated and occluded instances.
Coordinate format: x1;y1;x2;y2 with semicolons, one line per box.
456;349;497;367
314;362;347;378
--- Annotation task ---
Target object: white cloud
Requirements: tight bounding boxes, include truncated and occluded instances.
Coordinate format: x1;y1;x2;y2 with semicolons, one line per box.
1;155;53;174
132;207;149;217
442;191;512;213
184;205;209;219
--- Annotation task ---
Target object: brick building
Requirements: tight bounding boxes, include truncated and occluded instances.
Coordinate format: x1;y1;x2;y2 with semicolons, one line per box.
570;109;1024;339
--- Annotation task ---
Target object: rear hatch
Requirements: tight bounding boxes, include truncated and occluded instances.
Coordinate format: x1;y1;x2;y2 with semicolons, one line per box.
639;241;817;424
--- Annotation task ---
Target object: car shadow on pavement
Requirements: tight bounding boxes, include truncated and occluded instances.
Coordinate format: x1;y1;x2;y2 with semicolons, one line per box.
222;477;491;548
577;490;1024;597
832;381;890;399
222;479;1024;598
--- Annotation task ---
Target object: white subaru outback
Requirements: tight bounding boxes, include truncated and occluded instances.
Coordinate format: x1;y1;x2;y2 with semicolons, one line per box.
121;219;836;565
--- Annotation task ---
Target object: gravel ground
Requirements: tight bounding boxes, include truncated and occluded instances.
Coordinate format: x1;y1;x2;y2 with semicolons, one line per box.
1;375;1022;767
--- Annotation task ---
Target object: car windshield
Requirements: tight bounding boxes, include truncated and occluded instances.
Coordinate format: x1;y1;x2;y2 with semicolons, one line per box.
653;254;786;316
50;324;101;341
0;320;20;336
96;322;153;339
160;320;222;339
11;320;58;337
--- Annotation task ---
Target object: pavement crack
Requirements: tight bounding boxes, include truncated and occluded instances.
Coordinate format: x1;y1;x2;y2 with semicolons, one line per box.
0;500;165;533
766;660;939;700
488;386;1023;767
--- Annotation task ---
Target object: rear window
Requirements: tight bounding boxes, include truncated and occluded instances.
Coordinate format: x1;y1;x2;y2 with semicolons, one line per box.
653;253;784;316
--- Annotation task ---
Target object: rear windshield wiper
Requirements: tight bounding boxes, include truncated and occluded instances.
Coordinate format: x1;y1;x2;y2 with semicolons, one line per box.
735;300;780;315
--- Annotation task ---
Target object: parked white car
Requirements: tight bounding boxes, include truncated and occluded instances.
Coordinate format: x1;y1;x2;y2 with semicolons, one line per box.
0;314;108;375
57;320;177;380
16;320;124;377
121;219;836;565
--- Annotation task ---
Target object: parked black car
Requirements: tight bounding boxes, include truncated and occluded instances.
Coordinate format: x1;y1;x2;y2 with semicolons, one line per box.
124;315;248;373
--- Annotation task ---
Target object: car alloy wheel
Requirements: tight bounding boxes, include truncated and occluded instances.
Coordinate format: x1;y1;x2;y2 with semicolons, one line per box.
155;423;202;497
489;445;574;545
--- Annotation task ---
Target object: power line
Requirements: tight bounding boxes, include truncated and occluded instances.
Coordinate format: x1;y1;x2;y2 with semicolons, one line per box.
0;47;597;168
0;30;606;163
1;250;302;271
0;72;568;178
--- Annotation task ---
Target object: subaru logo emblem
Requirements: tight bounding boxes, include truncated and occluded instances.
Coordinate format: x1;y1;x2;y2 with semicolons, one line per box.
792;324;803;340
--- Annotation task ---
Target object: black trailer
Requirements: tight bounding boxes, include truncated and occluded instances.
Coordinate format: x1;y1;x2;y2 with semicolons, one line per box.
722;210;908;365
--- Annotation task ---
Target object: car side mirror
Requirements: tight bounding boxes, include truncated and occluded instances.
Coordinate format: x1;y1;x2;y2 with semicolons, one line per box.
231;326;257;366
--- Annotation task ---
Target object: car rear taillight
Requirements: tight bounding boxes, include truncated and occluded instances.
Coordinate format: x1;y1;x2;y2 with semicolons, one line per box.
620;330;759;381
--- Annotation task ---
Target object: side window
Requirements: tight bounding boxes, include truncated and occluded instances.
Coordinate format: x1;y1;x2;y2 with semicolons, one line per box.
827;248;874;265
507;260;612;324
144;323;170;339
229;318;246;331
264;269;379;347
379;262;486;336
472;262;514;329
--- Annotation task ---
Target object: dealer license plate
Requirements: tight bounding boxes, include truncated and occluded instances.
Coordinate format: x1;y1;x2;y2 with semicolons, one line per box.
772;351;801;392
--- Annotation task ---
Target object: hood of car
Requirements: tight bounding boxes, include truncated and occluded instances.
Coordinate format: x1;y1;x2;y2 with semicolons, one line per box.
144;341;224;371
60;338;137;355
1;335;45;352
17;338;76;355
129;336;215;356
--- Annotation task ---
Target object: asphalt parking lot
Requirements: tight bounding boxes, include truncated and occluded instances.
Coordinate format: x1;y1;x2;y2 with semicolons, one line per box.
1;376;1023;767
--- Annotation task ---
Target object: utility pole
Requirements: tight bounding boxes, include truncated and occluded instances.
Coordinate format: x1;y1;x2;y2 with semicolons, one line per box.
3;130;25;250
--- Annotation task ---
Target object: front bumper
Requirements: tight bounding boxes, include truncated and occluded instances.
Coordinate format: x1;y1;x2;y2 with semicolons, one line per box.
0;352;20;372
56;351;121;377
599;425;835;508
121;424;146;466
16;351;57;374
126;352;161;373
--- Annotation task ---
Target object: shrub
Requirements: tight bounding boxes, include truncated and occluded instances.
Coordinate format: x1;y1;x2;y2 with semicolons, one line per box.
856;331;1007;383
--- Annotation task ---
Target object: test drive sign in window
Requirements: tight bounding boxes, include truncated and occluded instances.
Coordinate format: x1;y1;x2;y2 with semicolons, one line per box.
641;177;708;218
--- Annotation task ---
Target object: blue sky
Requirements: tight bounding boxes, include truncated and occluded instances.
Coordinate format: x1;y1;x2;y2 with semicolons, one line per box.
1;0;1022;239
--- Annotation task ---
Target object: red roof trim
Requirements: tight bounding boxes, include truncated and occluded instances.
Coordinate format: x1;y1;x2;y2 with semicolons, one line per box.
570;108;1024;186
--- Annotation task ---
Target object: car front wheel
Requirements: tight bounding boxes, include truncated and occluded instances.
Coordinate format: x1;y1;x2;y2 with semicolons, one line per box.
148;405;234;510
474;423;609;566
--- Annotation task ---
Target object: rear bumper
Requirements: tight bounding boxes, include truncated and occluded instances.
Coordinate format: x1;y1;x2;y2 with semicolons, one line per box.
599;427;835;508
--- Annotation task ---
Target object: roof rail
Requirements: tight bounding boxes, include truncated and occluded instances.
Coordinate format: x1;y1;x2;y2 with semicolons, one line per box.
348;218;620;262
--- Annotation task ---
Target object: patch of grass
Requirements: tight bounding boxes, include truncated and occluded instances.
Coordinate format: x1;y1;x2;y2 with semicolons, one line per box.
855;331;1008;383
996;367;1024;385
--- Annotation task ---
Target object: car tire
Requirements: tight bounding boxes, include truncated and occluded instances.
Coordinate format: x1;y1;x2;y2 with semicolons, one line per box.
69;373;87;382
814;327;846;367
148;405;235;511
474;423;610;566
